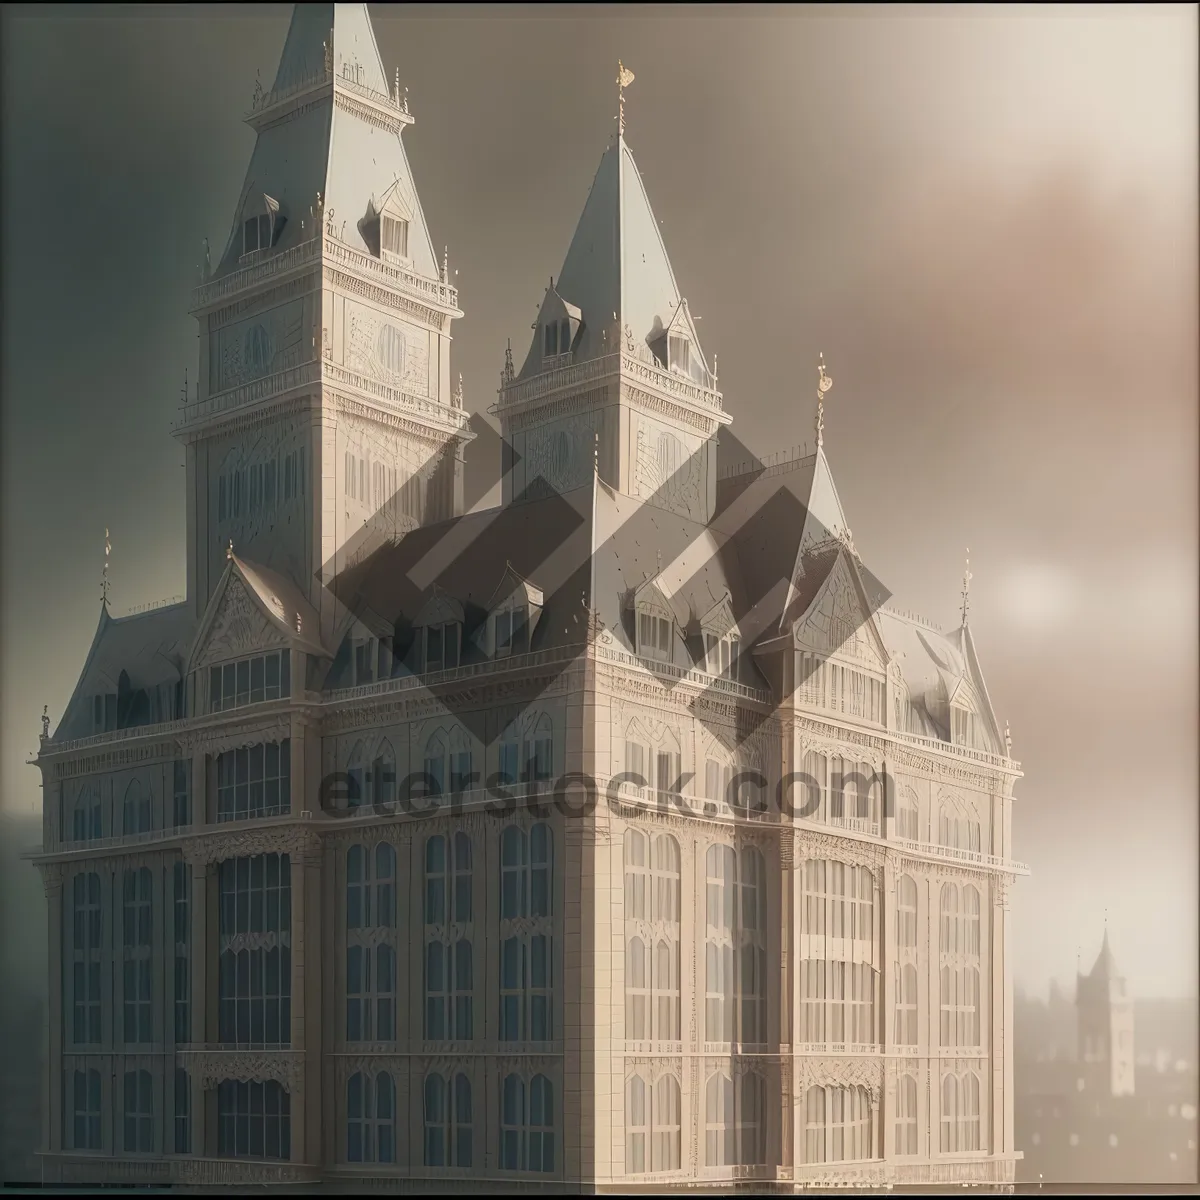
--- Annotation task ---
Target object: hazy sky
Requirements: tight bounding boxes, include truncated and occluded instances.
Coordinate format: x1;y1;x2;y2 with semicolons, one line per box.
2;3;1196;998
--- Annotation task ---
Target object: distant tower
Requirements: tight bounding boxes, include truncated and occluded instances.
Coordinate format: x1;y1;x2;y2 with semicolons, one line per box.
1075;926;1135;1096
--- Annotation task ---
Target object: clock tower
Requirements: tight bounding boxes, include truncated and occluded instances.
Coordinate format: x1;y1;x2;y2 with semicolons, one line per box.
178;2;470;645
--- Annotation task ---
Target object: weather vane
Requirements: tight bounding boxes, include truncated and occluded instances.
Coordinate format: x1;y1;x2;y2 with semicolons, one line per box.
816;352;833;448
617;61;635;137
102;527;112;605
961;548;973;626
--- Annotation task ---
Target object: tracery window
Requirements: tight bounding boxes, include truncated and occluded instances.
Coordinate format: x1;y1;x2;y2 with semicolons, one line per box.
122;779;151;836
347;1071;396;1164
704;845;767;1044
73;1068;102;1151
624;829;681;1041
895;962;918;1047
423;1072;472;1168
896;874;918;948
173;860;190;1044
423;728;475;796
939;965;981;1048
73;784;102;841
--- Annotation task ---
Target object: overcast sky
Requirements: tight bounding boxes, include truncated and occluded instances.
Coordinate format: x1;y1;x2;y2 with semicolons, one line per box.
1;3;1196;998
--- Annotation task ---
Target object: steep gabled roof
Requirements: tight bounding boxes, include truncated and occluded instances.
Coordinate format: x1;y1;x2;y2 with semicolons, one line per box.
519;137;701;377
215;2;440;282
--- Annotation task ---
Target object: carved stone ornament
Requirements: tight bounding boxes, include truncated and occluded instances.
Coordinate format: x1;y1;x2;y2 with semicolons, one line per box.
183;823;321;867
796;1056;883;1102
177;718;294;762
196;576;288;669
194;1049;301;1092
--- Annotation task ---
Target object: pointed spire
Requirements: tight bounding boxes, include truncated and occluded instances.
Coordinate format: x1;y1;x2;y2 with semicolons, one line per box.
503;340;515;385
227;538;234;561
816;352;833;449
961;548;973;626
617;61;635;138
442;245;449;284
102;527;112;606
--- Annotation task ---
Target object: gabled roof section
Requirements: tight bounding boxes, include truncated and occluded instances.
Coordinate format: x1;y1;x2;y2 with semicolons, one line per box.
519;137;696;377
952;620;1005;752
187;553;327;674
486;564;545;613
798;446;851;558
215;2;441;283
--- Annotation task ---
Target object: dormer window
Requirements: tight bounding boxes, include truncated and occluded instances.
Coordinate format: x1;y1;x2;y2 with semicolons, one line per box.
423;621;461;673
704;632;740;680
668;334;692;376
381;215;409;260
952;706;978;749
242;211;286;257
495;605;529;658
543;319;572;361
637;609;673;662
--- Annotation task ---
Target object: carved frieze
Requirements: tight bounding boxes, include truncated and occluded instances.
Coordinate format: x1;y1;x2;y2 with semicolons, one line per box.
183;823;321;867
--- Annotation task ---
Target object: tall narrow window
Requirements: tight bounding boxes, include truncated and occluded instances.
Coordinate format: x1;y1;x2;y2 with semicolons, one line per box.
424;832;473;1040
960;1072;981;1152
895;963;918;1047
123;1069;153;1153
122;779;151;836
71;871;103;1046
964;885;981;956
628;1073;684;1172
173;860;190;1044
896;874;918;948
704;1072;735;1166
73;1068;102;1151
381;215;409;258
500;1073;554;1173
940;1075;958;1153
216;740;291;821
346;844;398;1043
174;1068;191;1154
347;1071;396;1164
173;759;191;828
896;1074;918;1156
122;867;153;1045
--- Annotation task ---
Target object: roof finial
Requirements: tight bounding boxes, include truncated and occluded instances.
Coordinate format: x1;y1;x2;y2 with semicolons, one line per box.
442;245;449;284
394;66;400;105
816;352;833;448
503;339;515;385
1004;718;1012;757
227;538;234;561
452;372;464;409
617;61;635;138
594;431;600;475
102;527;112;606
41;705;50;743
295;611;302;634
712;353;719;389
961;548;973;626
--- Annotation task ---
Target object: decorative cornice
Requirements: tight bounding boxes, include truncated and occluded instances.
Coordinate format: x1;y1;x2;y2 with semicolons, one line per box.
182;821;321;867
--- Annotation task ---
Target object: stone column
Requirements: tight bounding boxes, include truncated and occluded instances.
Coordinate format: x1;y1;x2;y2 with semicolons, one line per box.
42;864;65;1155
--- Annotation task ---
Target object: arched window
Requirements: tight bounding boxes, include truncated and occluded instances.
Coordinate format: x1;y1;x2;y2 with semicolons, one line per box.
500;1073;554;1173
122;778;151;836
625;829;649;919
704;1072;735;1166
939;883;959;954
940;1074;958;1152
423;1071;472;1167
940;965;957;1048
627;1074;648;1173
896;875;917;948
346;843;396;930
896;1073;918;1156
174;1067;191;1154
895;963;918;1047
805;1084;872;1164
960;1071;981;1151
627;935;650;1040
347;1071;396;1164
800;750;827;822
74;784;102;842
423;730;448;797
123;1069;153;1153
896;788;919;841
654;1075;682;1170
963;966;981;1048
964;885;981;956
73;1068;102;1151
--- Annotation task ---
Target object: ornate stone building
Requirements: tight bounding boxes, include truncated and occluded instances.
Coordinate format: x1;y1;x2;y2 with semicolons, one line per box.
30;2;1026;1190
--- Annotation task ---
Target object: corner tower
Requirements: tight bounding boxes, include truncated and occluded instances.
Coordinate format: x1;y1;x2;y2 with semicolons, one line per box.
179;2;470;644
495;79;730;518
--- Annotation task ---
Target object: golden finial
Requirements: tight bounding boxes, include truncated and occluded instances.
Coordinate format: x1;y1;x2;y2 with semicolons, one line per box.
227;538;234;561
617;61;635;137
816;352;833;448
961;548;973;626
